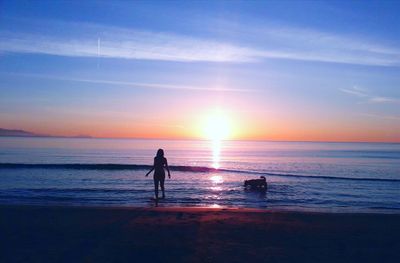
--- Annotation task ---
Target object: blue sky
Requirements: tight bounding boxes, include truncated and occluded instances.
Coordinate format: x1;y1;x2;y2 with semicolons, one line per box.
0;0;399;141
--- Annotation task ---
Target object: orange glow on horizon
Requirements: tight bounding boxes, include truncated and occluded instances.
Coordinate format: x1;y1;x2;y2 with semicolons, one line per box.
5;106;399;143
8;121;400;143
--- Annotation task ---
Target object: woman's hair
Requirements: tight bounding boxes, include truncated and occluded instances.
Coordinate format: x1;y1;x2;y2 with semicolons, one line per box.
156;148;164;158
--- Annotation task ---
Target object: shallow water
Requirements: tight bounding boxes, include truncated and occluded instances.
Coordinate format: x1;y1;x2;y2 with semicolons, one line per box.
0;137;399;212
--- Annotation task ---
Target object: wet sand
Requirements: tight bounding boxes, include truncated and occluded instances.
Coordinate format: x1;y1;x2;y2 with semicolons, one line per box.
1;205;399;263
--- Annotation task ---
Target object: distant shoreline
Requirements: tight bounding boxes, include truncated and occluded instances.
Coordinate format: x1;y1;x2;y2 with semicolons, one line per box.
0;128;92;139
0;135;93;139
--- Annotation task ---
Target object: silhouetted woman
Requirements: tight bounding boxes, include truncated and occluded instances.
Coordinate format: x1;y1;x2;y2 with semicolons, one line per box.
146;149;171;199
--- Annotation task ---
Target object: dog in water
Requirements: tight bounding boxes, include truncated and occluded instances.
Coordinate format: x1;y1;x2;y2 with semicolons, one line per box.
244;176;267;190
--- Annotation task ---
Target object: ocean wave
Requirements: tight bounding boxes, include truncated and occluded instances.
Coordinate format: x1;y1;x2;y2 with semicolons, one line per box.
244;170;400;183
0;163;153;170
0;163;399;183
0;163;214;172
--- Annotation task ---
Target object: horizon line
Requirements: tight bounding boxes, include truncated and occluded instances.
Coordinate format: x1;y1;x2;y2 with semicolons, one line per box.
1;135;399;144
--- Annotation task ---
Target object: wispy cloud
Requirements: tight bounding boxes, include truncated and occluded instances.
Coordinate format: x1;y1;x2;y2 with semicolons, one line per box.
340;86;369;98
72;77;253;92
206;16;400;66
358;113;400;121
1;72;253;93
1;18;400;66
341;86;399;104
0;31;256;63
368;97;398;103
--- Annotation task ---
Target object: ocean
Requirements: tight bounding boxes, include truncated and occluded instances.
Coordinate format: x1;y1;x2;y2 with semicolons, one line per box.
0;137;399;212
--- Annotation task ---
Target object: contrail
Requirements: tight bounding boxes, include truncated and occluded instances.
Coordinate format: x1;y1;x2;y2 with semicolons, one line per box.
97;37;101;68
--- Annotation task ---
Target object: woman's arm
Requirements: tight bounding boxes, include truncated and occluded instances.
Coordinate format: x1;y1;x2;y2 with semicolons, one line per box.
145;166;154;177
146;159;155;177
165;158;171;178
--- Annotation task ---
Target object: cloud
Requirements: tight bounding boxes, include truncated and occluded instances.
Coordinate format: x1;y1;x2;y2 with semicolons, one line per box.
358;113;400;121
258;25;400;56
340;86;368;97
341;86;399;104
368;97;397;103
203;18;400;66
72;77;253;92
1;72;253;93
1;18;400;66
239;22;400;66
0;31;256;63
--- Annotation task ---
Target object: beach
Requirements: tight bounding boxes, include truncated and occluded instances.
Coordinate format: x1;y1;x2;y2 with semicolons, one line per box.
1;205;399;263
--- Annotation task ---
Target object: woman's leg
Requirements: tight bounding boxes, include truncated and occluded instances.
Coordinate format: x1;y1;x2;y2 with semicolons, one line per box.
153;178;159;199
160;176;165;198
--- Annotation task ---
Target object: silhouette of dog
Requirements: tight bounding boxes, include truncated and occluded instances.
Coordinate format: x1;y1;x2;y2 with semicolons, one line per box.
244;176;267;190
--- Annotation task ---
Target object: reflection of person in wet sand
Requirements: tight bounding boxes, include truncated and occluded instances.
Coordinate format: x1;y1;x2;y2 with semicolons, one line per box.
146;149;171;200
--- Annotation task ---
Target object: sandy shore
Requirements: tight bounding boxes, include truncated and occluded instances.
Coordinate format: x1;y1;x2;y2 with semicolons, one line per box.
1;205;399;263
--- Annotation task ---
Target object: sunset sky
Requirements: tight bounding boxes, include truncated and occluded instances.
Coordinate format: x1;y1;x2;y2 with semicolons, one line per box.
0;0;399;142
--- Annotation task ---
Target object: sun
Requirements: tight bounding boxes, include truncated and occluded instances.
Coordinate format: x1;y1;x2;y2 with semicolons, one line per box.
203;109;232;141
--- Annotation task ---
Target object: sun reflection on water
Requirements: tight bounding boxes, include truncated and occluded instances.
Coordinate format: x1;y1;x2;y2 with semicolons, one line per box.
210;175;224;184
203;109;231;170
210;186;222;191
212;139;221;169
